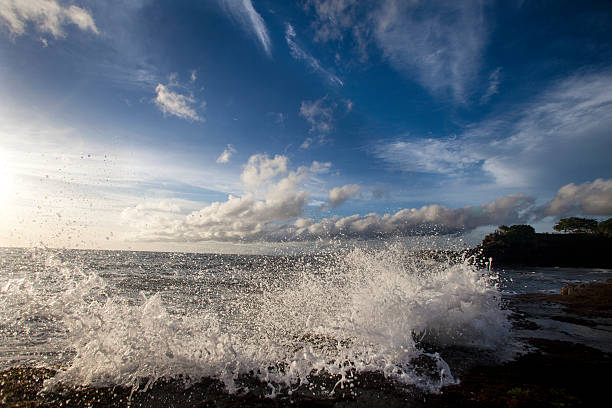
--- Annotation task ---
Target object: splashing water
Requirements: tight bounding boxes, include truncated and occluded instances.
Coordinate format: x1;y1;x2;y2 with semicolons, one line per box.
0;245;510;396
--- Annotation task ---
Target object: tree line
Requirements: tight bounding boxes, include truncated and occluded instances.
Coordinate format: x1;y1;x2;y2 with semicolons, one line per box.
552;217;612;235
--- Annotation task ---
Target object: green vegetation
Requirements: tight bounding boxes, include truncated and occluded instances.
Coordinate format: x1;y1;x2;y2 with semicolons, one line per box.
553;217;598;234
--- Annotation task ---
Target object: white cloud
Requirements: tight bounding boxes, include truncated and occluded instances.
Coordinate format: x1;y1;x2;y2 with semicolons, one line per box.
328;184;360;207
123;154;332;242
285;22;343;86
481;67;502;103
372;70;612;189
292;193;534;240
216;144;236;164
372;137;481;174
299;96;336;146
119;152;547;243
300;137;313;149
125;187;536;243
240;154;289;188
372;0;486;102
478;71;612;188
154;83;203;122
121;162;612;245
305;0;487;102
345;99;354;112
221;0;271;56
305;0;369;61
543;178;612;216
0;0;98;38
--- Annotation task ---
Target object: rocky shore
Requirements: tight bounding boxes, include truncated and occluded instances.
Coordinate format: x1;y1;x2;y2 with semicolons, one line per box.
2;281;611;407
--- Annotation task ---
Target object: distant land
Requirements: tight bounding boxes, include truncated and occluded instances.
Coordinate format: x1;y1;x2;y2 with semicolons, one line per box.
472;218;612;268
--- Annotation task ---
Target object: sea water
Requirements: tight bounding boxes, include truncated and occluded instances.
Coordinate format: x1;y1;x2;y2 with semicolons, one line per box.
0;245;610;396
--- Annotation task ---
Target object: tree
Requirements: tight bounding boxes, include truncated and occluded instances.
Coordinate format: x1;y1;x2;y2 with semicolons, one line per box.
598;218;612;236
483;224;536;246
553;217;598;234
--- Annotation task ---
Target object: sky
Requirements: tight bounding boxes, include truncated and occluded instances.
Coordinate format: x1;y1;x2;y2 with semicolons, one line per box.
0;0;611;253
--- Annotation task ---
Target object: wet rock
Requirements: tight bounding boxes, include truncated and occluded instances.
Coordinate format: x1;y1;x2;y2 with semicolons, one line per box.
517;279;612;318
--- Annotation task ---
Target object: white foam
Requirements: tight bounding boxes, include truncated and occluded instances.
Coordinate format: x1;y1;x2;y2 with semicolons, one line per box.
0;245;511;395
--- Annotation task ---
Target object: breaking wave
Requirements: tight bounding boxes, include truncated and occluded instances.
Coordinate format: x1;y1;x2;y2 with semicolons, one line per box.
0;245;510;396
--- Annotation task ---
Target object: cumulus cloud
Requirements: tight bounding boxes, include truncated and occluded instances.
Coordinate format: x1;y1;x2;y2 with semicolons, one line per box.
542;178;612;216
216;144;236;164
328;184;360;207
291;193;534;240
0;0;99;38
221;0;271;56
121;152;551;243
240;154;289;188
123;154;333;242
126;189;536;243
154;83;203;122
285;23;343;86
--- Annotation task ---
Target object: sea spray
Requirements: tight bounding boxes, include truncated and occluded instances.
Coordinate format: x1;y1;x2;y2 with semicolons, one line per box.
0;245;511;396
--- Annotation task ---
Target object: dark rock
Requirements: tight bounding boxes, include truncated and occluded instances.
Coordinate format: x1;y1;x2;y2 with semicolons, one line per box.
518;280;612;317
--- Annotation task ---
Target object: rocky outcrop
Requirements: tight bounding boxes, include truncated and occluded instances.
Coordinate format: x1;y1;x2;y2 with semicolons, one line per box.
518;279;612;317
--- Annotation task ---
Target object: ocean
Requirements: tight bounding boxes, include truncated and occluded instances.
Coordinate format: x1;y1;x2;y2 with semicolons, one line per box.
1;245;611;401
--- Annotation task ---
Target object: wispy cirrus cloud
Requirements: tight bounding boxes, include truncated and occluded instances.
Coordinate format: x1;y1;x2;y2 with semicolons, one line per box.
220;0;271;56
372;70;612;190
481;67;502;103
372;137;482;175
372;0;487;102
285;23;343;86
0;0;99;38
305;0;488;102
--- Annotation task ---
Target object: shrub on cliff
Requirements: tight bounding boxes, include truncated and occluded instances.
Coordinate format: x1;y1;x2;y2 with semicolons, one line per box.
483;224;536;247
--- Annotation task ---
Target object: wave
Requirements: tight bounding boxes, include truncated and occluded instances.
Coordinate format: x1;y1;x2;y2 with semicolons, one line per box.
0;244;511;396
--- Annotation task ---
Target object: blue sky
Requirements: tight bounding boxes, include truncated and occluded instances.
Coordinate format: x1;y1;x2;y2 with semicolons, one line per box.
1;0;611;252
